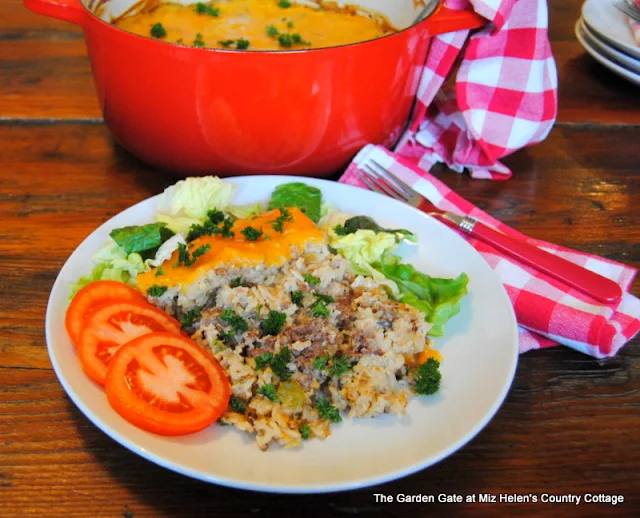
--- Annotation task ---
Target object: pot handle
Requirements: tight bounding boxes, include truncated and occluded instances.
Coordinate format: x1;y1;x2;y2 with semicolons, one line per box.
422;4;486;35
23;0;85;26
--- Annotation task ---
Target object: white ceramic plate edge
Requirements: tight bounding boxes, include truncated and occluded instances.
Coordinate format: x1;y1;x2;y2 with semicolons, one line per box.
580;16;640;73
576;19;640;86
45;176;519;493
582;0;640;60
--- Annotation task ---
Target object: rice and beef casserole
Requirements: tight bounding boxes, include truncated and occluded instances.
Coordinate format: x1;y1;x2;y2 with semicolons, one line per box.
137;206;436;450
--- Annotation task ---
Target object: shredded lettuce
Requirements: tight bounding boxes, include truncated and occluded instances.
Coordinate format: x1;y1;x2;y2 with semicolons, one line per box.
227;202;264;219
157;176;236;221
326;211;468;336
69;242;148;298
374;256;469;337
329;229;402;295
145;233;186;268
154;214;201;236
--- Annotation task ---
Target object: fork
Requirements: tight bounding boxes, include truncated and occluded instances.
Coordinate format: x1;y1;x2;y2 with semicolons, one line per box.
357;160;623;304
614;0;640;23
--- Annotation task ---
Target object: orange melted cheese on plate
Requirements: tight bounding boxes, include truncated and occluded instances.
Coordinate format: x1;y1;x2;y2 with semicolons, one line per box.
136;207;324;293
114;0;395;50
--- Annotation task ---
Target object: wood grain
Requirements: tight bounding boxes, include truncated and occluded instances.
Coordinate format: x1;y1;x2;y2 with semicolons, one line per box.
1;123;639;517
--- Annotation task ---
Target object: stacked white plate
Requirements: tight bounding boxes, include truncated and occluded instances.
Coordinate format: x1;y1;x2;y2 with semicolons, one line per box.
579;0;640;86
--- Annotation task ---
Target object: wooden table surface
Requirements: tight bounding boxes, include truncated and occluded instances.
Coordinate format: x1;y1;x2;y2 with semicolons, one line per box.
1;0;639;516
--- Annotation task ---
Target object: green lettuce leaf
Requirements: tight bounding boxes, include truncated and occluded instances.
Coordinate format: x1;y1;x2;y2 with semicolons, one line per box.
268;183;322;222
373;257;469;337
334;216;417;243
109;223;174;259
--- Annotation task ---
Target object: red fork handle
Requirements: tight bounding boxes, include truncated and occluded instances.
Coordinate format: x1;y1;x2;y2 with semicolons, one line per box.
23;0;85;25
465;220;622;304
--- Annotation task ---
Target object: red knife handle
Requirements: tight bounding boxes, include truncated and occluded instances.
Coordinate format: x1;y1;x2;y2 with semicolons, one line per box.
467;220;622;304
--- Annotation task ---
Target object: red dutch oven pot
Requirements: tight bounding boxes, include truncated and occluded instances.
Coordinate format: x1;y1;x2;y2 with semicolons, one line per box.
23;0;484;178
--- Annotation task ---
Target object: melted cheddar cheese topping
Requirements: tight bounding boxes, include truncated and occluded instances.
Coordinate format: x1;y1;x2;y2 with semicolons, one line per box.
114;0;395;51
136;207;324;293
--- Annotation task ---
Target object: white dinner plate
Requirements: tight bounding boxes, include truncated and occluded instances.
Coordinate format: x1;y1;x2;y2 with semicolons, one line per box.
580;16;640;74
45;176;519;494
582;0;640;60
575;19;640;87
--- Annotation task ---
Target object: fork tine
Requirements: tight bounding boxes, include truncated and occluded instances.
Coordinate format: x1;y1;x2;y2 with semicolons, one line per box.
356;168;405;202
361;165;407;200
368;158;416;199
616;1;640;21
355;169;385;196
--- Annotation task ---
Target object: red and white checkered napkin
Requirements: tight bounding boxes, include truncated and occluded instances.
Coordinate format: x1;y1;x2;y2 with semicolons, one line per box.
340;145;640;359
392;0;558;180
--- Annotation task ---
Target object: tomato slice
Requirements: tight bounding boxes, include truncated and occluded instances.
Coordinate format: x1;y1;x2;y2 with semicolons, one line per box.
78;300;182;385
66;280;148;347
105;332;230;436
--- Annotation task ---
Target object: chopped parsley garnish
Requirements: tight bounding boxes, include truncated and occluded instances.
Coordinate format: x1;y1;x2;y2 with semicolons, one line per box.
261;310;287;336
220;308;248;334
193;33;205;48
174;243;210;267
277;32;310;48
303;273;320;285
269;207;293;233
218;218;235;238
257;384;279;402
255;353;274;371
186;210;235;241
312;356;329;370
254;347;292;380
230;277;245;288
146;285;168;297
190;244;210;263
315;397;342;423
154;266;165;277
241;226;264;241
313;354;352;377
195;2;220;16
150;23;167;38
413;358;442;395
328;356;352;377
290;290;304;305
219;38;250;49
271;347;292;380
180;307;202;328
299;423;311;440
217;330;235;344
278;0;292;7
309;288;335;317
310;299;329;318
207;209;225;224
313;292;335;304
229;397;247;414
266;21;310;48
